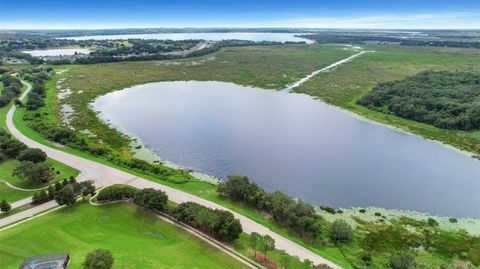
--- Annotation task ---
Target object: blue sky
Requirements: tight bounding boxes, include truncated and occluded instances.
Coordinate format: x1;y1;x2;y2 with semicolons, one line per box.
1;0;479;29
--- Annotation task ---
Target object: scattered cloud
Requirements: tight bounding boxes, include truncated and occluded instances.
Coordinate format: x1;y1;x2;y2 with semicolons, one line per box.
1;12;478;30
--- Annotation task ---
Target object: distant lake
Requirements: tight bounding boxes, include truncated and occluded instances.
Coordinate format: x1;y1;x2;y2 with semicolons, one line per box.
93;81;480;218
60;32;314;43
23;48;91;57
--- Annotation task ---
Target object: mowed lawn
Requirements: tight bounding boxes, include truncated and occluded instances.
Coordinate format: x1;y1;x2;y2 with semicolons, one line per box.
0;202;248;269
0;159;79;203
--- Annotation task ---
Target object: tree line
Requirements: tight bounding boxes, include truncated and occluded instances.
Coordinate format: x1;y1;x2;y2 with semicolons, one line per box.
31;177;96;206
49;40;298;65
218;175;326;243
358;71;480;131
298;33;480;49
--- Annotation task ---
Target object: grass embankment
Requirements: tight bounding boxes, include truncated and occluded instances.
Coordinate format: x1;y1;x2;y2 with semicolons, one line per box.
295;45;480;156
0;202;249;269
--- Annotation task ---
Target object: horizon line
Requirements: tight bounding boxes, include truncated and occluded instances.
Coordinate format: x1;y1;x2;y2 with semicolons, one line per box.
1;26;480;31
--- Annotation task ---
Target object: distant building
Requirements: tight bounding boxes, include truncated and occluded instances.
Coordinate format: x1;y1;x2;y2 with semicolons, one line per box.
19;253;70;269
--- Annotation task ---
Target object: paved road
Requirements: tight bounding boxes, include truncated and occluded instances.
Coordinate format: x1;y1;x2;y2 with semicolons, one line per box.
10;196;33;209
4;80;342;268
0;200;57;228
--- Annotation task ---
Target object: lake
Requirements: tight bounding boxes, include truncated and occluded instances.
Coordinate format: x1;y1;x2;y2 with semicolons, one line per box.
92;81;480;218
23;48;91;57
60;32;313;43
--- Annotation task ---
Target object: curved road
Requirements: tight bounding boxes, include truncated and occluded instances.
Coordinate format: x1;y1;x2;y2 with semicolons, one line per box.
5;80;342;269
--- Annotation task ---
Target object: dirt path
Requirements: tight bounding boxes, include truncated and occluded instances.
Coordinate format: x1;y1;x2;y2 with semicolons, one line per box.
284;50;368;92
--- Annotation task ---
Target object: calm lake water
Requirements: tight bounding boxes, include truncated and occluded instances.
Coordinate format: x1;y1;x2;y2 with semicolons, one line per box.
93;81;480;218
60;32;313;43
23;48;91;57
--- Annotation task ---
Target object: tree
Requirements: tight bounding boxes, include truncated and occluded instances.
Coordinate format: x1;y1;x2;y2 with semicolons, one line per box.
55;185;76;206
302;259;314;268
260;234;275;261
389;254;416;269
0;199;11;213
0;139;26;158
249;232;262;256
26;91;44;110
83;249;114;269
329;219;353;243
280;251;291;269
13;161;52;184
17;148;47;163
133;188;168;211
80;180;96;201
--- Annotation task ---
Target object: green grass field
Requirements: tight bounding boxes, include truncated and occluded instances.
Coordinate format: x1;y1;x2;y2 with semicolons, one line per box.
0;202;249;269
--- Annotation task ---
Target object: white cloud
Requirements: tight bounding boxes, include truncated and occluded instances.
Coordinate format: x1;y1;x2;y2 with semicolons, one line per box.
238;12;480;29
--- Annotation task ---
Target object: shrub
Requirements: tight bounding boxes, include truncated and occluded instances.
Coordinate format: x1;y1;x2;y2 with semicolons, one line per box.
133;188;168;211
0;138;27;158
17;148;47;163
13;161;53;184
32;189;50;204
83;249;114;269
55;185;76;206
320;206;336;214
389;253;416;269
0;199;11;213
96;184;138;201
427;218;439;227
329;219;353;243
26;91;44;110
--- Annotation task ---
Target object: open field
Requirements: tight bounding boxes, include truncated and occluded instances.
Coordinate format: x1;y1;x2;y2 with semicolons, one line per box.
295;45;480;156
49;44;354;151
0;202;249;269
8;44;480;268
